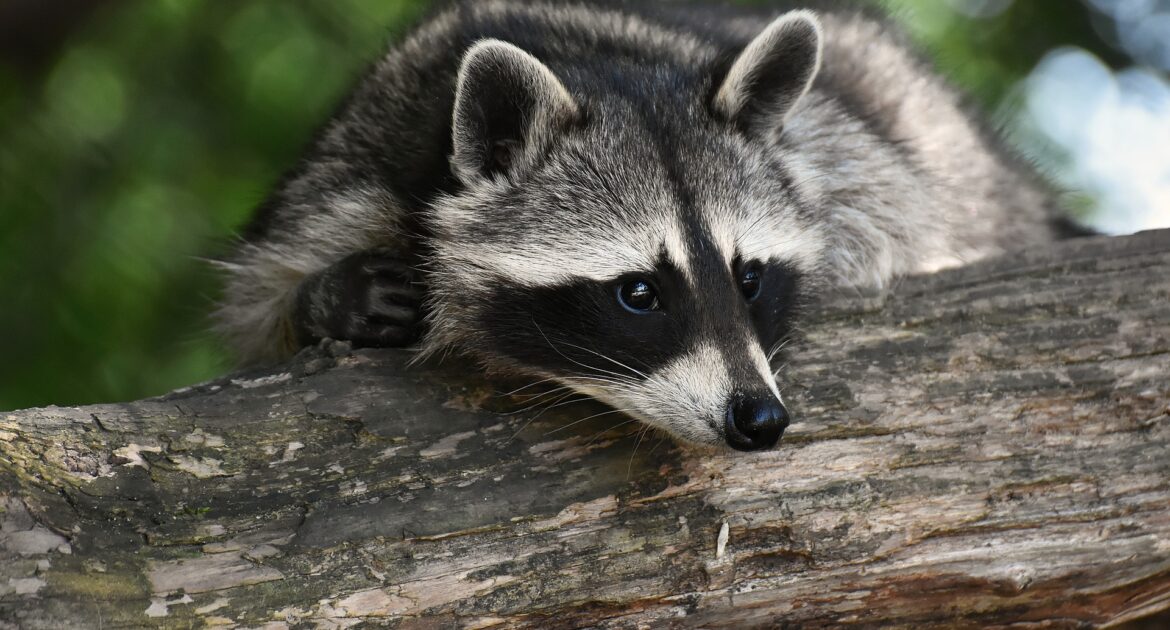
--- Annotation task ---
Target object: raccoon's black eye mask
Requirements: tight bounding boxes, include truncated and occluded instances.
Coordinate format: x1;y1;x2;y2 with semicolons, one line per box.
615;262;766;314
481;254;802;382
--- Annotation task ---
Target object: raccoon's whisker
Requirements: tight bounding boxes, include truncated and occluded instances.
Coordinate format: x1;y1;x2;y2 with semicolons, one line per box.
543;338;651;380
561;370;634;384
530;319;648;378
543;407;637;437
510;387;573;406
583;418;638;446
735;212;777;246
497;377;564;398
507;392;591;441
647;433;668;455
558;350;643;383
542;393;594;412
532;320;645;382
561;373;638;389
766;338;792;363
510;382;572;401
626;425;651;480
504;387;576;415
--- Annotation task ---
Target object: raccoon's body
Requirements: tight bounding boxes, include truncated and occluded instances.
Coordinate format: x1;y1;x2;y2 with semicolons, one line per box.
218;1;1063;450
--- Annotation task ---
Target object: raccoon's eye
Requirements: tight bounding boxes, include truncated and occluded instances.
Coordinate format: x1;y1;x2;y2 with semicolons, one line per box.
740;266;763;302
617;279;660;313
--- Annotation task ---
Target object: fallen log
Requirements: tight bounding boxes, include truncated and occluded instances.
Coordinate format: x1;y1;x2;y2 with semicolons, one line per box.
2;230;1169;629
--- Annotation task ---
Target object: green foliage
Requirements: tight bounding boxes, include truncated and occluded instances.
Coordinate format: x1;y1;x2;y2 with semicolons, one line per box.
882;0;1123;109
0;1;426;409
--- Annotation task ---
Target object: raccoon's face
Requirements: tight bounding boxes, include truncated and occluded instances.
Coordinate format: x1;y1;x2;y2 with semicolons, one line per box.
425;12;825;450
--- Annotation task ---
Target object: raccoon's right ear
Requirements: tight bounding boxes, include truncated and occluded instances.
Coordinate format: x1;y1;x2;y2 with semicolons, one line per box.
712;10;823;136
451;39;579;185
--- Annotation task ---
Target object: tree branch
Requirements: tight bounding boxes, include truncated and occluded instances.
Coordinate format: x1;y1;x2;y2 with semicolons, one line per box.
3;230;1169;628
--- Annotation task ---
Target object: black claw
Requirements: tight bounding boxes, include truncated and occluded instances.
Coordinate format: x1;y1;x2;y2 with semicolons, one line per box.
346;323;420;349
361;257;416;277
368;302;418;322
371;283;422;309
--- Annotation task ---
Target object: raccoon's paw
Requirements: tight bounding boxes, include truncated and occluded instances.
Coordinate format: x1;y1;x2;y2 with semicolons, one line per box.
293;250;424;349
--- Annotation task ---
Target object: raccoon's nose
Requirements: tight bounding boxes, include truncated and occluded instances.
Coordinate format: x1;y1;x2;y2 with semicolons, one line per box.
724;394;790;451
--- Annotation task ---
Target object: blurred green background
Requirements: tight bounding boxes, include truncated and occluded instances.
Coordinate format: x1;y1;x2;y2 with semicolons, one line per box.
0;0;1165;410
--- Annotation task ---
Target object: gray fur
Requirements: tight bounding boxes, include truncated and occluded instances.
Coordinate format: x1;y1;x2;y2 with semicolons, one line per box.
216;1;1062;448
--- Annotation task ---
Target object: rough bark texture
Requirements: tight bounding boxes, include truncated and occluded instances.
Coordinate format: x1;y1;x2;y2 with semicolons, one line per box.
2;230;1169;629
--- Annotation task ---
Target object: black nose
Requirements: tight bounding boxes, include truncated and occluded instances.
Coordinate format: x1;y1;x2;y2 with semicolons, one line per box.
724;394;790;451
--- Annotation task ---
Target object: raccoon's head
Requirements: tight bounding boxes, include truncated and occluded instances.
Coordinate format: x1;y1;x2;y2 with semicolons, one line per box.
424;12;826;451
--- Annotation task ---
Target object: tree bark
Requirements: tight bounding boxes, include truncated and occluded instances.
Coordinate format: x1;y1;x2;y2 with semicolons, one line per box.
2;230;1169;629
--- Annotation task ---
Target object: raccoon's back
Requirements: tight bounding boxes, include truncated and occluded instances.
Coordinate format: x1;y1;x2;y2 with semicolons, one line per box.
247;0;1059;284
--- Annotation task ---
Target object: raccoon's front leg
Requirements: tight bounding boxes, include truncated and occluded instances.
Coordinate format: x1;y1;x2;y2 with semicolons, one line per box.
292;250;424;349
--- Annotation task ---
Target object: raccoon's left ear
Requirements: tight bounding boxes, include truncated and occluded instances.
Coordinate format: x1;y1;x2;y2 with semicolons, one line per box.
451;39;580;185
712;10;823;136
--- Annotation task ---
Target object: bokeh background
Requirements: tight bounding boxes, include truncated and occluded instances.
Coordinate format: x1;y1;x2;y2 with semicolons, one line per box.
1;0;1168;411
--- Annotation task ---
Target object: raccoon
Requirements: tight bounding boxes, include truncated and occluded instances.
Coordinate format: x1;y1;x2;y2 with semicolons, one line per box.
216;1;1064;451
